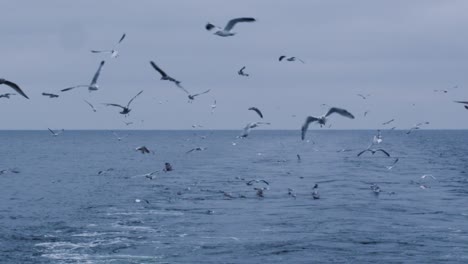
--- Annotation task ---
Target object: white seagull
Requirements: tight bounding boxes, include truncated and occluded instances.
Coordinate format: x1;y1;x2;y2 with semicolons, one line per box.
205;17;256;37
91;33;126;58
48;128;64;137
61;61;105;92
301;107;355;140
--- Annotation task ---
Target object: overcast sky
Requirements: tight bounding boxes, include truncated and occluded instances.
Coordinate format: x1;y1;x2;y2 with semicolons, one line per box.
1;0;467;130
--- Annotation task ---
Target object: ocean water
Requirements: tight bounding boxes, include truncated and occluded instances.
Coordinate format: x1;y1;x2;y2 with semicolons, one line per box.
0;130;467;263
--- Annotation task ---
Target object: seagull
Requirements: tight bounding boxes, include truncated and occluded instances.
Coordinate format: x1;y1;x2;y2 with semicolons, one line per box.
90;33;126;58
103;90;143;116
301;107;355;140
357;148;391;157
42;92;59;98
136;146;151;154
48;128;64;137
112;132;127;141
210;100;217;114
373;130;383;144
279;56;305;63
386;158;399;170
0;79;29;99
434;86;457;94
149;61;185;91
186;147;207;154
312;184;320;200
407;122;430;134
238;66;249;77
83;100;97;112
382;119;395;125
246;179;269;186
0;93;15;99
240;122;271;138
357;94;371;100
248;107;263;118
205;17;256;37
61;61;105;92
370;184;381;195
188;89;211;102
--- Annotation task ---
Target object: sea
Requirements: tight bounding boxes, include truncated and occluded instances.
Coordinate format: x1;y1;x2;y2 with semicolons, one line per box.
0;130;467;263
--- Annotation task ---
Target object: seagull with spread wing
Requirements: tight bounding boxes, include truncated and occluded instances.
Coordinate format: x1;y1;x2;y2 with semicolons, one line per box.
205;17;256;37
0;93;15;99
91;33;126;58
48;128;64;137
278;56;305;63
103;90;143;116
188;89;211;102
248;107;263;118
149;61;185;91
0;79;29;99
240;122;271;138
61;61;105;92
301;107;355;140
357;148;391;157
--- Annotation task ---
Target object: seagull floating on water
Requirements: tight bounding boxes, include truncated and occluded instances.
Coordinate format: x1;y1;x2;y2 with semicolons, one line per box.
149;61;185;91
248;107;263;118
42;92;59;98
103;90;143;116
62;61;105;92
238;66;249;77
0;79;29;99
91;33;126;58
48;128;64;137
301;107;355;140
205;17;256;37
279;56;305;63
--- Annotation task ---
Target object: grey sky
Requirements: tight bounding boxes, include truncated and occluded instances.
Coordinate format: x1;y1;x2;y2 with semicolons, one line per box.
1;0;467;129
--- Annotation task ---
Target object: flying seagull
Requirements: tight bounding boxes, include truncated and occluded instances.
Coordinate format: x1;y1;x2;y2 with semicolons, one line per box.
246;179;269;186
91;33;126;58
240;122;271;138
188;89;211;102
42;92;59;98
407;122;430;135
83;100;97;112
382;119;395;125
48;128;64;137
0;79;29;99
0;93;15;99
248;107;263;118
278;56;305;63
149;61;185;91
357;94;371;100
357;148;391;157
61;61;105;92
205;17;256;37
301;107;355;140
136;146;151;154
238;66;249;77
103;90;143;116
186;147;207;154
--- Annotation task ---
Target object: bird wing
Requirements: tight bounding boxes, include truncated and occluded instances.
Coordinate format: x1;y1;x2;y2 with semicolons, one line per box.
83;99;95;109
325;107;355;119
48;128;56;135
90;50;113;54
103;103;126;110
186;148;195;154
301;116;320;140
224;17;256;31
2;80;29;99
376;149;391;157
279;55;286;61
127;90;144;108
357;149;369;157
61;85;91;92
90;61;105;86
174;81;188;93
261;180;269;185
248;107;263;118
191;89;211;98
454;101;468;105
117;33;126;44
149;61;168;77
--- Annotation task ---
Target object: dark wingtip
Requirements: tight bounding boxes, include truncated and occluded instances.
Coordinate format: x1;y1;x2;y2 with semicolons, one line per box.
205;23;215;30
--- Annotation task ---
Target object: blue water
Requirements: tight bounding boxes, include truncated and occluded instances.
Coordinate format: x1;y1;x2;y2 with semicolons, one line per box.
1;130;467;263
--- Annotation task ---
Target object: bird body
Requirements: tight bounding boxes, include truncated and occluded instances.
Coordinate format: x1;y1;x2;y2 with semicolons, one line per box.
206;17;256;37
240;122;271;138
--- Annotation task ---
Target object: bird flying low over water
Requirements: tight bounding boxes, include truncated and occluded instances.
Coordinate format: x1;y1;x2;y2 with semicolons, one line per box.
407;122;430;135
188;89;211;102
42;93;59;98
0;79;29;99
149;61;185;91
248;107;263;118
91;33;126;58
278;56;305;63
357;148;391;157
61;61;105;92
0;93;15;99
238;66;249;77
301;107;355;140
240;122;271;138
48;128;64;137
103;90;143;116
205;17;256;37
